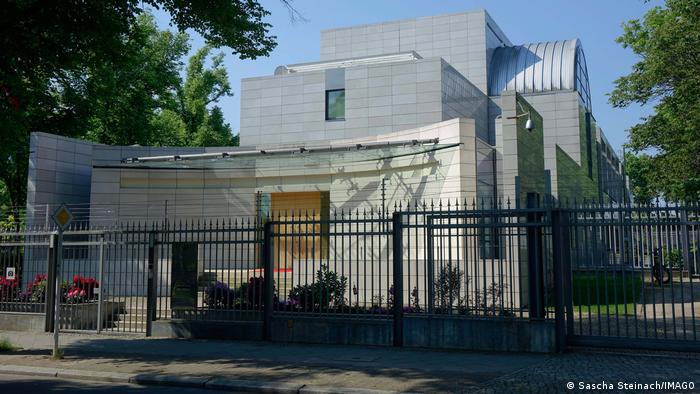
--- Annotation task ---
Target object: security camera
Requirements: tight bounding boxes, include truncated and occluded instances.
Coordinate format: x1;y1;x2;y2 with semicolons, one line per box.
525;113;534;132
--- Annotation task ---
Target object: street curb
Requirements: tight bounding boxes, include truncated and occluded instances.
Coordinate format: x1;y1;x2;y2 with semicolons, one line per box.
0;364;397;394
205;377;303;393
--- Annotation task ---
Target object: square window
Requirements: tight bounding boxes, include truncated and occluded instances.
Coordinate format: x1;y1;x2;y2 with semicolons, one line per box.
325;89;345;121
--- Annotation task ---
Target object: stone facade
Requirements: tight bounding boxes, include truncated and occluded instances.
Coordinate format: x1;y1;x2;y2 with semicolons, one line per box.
239;58;487;146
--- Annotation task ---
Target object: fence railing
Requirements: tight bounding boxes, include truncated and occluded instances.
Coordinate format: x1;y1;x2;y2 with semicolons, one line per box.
2;200;700;351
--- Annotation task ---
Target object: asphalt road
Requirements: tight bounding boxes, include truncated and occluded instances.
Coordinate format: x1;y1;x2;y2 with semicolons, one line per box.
0;374;217;393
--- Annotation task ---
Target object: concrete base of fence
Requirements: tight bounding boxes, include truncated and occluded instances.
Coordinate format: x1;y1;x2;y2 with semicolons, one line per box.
152;319;264;340
152;314;555;353
403;315;556;353
59;301;122;330
0;312;45;332
271;315;393;347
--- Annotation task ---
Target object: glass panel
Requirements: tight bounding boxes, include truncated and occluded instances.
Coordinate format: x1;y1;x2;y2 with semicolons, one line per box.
325;89;345;120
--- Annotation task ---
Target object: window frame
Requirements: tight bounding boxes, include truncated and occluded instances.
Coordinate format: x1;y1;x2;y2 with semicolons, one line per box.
325;89;346;121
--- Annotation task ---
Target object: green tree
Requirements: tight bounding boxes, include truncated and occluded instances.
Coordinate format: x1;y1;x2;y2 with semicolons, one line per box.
82;13;190;146
1;1;282;210
178;46;236;146
623;152;657;205
609;0;700;201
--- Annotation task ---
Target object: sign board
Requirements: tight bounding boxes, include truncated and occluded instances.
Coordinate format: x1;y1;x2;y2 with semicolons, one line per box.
170;242;199;315
52;204;74;230
5;267;15;281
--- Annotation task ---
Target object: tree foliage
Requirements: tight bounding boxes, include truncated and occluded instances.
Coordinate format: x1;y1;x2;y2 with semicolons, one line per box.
609;0;700;201
1;1;276;209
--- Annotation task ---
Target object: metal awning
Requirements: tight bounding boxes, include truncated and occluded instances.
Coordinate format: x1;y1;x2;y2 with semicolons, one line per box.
107;139;460;170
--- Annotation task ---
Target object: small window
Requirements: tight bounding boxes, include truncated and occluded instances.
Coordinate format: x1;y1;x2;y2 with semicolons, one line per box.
325;89;345;121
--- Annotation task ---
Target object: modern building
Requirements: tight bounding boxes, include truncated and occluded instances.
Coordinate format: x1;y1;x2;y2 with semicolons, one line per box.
22;9;632;311
26;9;627;229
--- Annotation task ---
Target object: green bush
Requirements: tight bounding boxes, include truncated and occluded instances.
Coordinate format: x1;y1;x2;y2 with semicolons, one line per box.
0;337;16;352
572;271;642;306
664;248;684;269
288;265;347;310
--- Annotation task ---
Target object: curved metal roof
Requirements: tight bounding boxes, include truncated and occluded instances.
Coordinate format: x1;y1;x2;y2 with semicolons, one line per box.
488;39;591;110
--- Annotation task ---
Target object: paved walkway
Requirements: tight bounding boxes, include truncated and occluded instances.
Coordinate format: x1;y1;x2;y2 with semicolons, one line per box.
1;331;699;393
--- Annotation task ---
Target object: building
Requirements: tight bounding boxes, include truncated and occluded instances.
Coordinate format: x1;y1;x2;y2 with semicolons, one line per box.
22;9;631;309
26;9;627;230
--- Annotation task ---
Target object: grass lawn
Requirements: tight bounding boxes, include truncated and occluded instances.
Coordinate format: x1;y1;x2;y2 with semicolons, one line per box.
572;271;643;305
573;303;638;316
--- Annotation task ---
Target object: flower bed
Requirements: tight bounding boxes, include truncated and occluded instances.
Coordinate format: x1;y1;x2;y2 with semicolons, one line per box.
0;275;19;302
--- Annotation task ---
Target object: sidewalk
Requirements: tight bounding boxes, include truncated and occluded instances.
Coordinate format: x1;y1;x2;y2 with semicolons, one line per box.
1;331;699;393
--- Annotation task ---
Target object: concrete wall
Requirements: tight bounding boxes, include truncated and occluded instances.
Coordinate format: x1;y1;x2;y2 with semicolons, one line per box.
100;119;481;226
153;315;556;353
26;133;95;227
319;9;511;93
89;145;248;227
239;58;487;147
490;91;587;201
0;312;45;332
495;92;545;207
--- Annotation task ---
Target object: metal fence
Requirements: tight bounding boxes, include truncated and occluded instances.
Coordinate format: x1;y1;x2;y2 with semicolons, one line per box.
2;200;700;351
566;203;700;348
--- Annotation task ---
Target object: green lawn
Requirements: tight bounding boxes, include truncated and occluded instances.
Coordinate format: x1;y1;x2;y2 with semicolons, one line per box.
573;302;638;316
572;271;643;306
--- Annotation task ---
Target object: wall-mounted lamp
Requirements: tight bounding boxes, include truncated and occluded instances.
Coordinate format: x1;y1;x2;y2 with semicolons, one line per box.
506;101;535;132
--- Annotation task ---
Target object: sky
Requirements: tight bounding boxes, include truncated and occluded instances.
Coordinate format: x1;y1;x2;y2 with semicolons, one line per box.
153;0;662;155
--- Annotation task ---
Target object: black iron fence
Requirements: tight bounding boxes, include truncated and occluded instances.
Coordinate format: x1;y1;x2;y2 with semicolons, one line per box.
1;200;699;351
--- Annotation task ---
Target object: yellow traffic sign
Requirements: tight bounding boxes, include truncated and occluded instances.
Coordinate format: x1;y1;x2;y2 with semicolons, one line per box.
52;204;74;230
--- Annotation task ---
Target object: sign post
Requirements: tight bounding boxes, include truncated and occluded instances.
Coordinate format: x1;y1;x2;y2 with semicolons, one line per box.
51;204;73;358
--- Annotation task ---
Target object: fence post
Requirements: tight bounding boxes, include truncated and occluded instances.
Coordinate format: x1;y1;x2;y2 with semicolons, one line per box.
392;212;404;347
526;193;545;319
426;216;435;314
52;229;63;358
45;233;58;332
146;231;156;337
551;208;571;352
96;233;104;334
263;220;273;341
680;209;694;276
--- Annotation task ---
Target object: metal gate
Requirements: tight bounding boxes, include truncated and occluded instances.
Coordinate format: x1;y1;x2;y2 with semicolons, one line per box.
565;204;700;351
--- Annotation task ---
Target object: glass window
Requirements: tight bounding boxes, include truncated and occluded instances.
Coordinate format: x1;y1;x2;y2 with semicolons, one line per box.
325;89;345;121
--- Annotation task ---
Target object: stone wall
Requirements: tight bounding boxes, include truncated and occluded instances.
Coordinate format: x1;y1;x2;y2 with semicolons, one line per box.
319;9;511;93
239;58;488;148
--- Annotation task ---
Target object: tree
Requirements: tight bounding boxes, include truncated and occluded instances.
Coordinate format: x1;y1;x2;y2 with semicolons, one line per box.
81;14;190;146
1;1;280;211
623;152;657;205
181;46;236;146
609;0;700;201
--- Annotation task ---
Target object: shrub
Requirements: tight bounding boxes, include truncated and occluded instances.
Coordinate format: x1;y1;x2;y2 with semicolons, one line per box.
21;274;48;303
288;265;347;310
473;283;510;316
246;276;265;307
0;337;17;352
204;281;240;309
434;265;463;311
664;248;684;269
64;275;99;304
0;275;18;301
204;277;273;309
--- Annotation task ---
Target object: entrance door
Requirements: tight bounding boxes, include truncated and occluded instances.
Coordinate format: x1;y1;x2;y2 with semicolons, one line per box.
270;191;329;269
